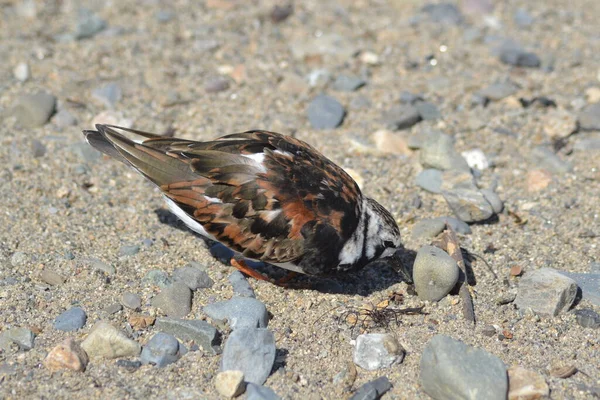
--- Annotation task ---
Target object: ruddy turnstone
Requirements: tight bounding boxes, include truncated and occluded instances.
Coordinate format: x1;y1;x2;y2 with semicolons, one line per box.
84;125;401;281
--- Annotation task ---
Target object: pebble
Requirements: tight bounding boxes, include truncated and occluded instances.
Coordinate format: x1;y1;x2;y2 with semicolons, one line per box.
306;69;332;88
270;4;293;23
3;328;35;351
477;82;518;101
353;333;404;371
420;132;470;171
481;189;504;214
81;321;141;359
215;370;246;398
481;325;497;337
412;218;446;239
556;271;600;306
349;376;392;400
372;130;410;155
290;33;357;61
246;383;281;400
574;309;600;329
530;146;572;174
155;317;220;355
203;297;268;330
84;258;115;275
332;75;366;92
10;251;28;267
415;169;443;193
543;108;577;139
173;265;214;290
228;271;255;298
413;246;459;302
13;92;57;128
40;269;65;286
205;77;230;93
382;105;421;130
350;95;372;110
578;102;600;131
155;9;175;23
414;101;441;120
442;187;495;222
574;135;600;151
44;338;88;372
527;169;552;192
13;62;30;82
52;109;77;127
307;94;346;129
461;149;490;170
221;328;276;385
144;269;172;288
116;359;142;371
400;91;424;104
104;303;123;315
514;8;534;28
140;332;185;367
54;307;87;331
71;142;102;164
118;244;140;257
508;366;549;400
499;45;541;68
92;82;122;108
420;335;507;400
74;8;107;40
31;139;46;158
515;268;578;316
421;3;463;25
151;282;192;318
121;292;142;310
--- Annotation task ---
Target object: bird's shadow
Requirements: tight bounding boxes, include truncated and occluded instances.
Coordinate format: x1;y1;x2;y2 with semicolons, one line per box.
154;208;416;296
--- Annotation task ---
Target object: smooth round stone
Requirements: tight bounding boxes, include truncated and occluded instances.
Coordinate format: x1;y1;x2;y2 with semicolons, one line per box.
413;246;459;302
81;322;141;359
412;219;446;239
53;109;77;127
415;169;443;193
13;92;56;128
54;307;87;331
121;292;142;310
353;333;404;370
40;270;65;286
140;332;184;367
307;94;346;129
13;62;30;82
499;47;541;67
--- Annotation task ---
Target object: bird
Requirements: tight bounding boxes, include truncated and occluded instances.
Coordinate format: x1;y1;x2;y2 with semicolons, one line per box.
83;124;401;284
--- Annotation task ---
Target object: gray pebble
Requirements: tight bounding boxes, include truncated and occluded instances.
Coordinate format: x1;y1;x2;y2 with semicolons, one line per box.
353;333;404;370
481;189;504;214
13;92;56;128
75;8;107;40
140;332;185;367
433;216;472;234
40;269;65;286
71;142;102;163
420;335;507;400
144;270;172;288
415;169;443;193
104;303;123;315
400;91;424;104
228;270;255;298
514;8;534;28
499;46;541;68
421;3;463;25
4;328;35;351
85;258;115;275
121;292;142;310
142;238;154;247
574;136;600;151
13;62;30;82
530;146;572;174
442;187;495;222
203;297;268;330
414;101;441;120
246;383;281;400
92;82;122;108
477;82;517;101
382;105;421;130
307;94;346;129
412;218;446;239
556;271;600;306
413;245;459;302
155;317;220;355
332;75;366;92
420;133;470;171
515;268;578;316
205;77;230;93
578;102;600;131
221;327;276;385
31;139;46;158
574;309;600;329
116;359;142;371
64;251;76;260
152;283;192;318
349;376;392;400
173;265;214;290
54;307;87;331
119;244;140;257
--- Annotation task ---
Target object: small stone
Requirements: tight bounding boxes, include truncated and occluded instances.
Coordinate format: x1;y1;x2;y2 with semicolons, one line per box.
4;328;35;351
155;317;220;355
155;9;175;23
116;359;142;371
228;271;255;298
578;102;600;131
121;292;142;310
40;269;65;286
307;94;346;129
574;309;600;329
173;265;214;290
44;338;88;372
221;328;276;385
481;189;504;214
514;8;534;28
84;258;115;275
13;62;30;82
412;218;446;239
246;383;281;400
420;133;470;171
585;87;600;103
420;335;507;400
74;8;107;40
515;268;578;316
510;265;523;277
332;75;366;92
556;271;600;306
461;149;490;170
421;3;463;24
53;109;77;127
481;325;497;337
140;332;184;367
10;251;28;267
128;314;155;330
349;95;372;110
215;370;246;398
152;282;192;318
349;376;393;400
415;169;443;193
414;101;441;121
205;77;230;93
543;109;577;139
508;366;549;400
499;46;541;68
442;187;495;222
81;321;141;359
118;244;140;257
433;216;472;235
144;269;172;288
54;307;87;331
530;146;572;174
527;169;552;192
353;333;404;371
31;139;46;158
270;4;293;23
203;297;268;330
359;51;379;65
372;130;410;155
382;105;421;130
400;91;424;104
306;69;332;88
478;82;518;101
413;246;459;302
13;92;56;128
104;303;123;315
92;82;122;108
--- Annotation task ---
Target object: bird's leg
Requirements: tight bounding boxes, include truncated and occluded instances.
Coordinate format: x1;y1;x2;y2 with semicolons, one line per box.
230;258;300;287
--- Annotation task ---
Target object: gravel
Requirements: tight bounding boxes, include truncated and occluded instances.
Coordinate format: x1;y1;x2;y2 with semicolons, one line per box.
13;62;30;82
221;328;276;385
578;102;600;131
44;338;88;372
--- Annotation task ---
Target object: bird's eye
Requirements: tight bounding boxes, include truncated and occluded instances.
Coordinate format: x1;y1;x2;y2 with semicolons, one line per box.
384;240;395;248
